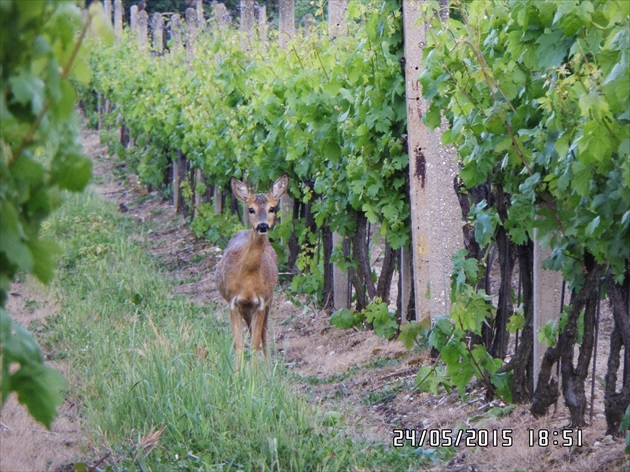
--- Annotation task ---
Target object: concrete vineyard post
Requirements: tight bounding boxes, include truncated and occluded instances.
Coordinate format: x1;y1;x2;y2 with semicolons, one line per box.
277;0;295;253
278;0;295;50
403;0;462;322
104;0;112;26
196;0;205;31
257;4;268;43
170;14;182;52
137;10;148;51
185;8;196;65
532;231;563;391
213;3;229;30
114;0;122;45
240;0;255;53
130;5;138;32
329;0;347;39
328;0;350;311
152;13;164;55
212;3;229;216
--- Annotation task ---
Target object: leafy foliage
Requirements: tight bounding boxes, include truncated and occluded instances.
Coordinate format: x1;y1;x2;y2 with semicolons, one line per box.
412;0;629;402
86;0;628;408
422;0;629;285
88;0;408;252
0;1;107;428
397;319;428;350
0;308;66;428
364;298;398;339
330;298;398;340
190;203;243;249
329;308;358;330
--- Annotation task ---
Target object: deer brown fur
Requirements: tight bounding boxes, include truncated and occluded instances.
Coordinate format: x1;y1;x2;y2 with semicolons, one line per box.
216;174;288;366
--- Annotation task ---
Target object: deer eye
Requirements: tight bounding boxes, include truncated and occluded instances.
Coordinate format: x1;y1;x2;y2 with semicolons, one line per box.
248;208;255;214
269;207;276;213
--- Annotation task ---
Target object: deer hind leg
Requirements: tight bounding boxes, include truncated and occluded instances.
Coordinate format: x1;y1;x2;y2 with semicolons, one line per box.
229;308;244;369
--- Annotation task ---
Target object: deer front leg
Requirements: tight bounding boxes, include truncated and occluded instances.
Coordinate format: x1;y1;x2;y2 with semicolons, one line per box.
230;308;244;370
261;303;270;360
251;306;270;366
251;307;264;352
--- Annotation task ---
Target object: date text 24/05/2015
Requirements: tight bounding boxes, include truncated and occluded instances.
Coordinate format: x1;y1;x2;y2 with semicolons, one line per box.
392;428;583;448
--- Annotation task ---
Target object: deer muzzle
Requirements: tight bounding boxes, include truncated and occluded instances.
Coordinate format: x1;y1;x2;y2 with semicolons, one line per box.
257;222;270;234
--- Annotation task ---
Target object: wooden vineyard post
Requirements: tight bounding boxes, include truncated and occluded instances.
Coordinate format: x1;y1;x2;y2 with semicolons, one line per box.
333;233;350;310
193;173;204;218
278;0;295;49
172;9;190;212
403;1;462;322
133;9;148;151
113;0;122;45
214;187;223;216
328;0;350;311
152;11;166;179
532;231;563;391
97;1;113;134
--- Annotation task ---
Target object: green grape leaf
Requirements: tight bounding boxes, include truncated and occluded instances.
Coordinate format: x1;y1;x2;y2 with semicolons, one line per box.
330;308;357;330
10;363;66;429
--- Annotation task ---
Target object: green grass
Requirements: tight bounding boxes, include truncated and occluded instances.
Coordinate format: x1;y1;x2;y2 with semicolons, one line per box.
39;189;429;471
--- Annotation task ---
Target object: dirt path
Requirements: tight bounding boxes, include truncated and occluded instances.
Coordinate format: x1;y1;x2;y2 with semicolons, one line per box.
1;126;626;471
1;282;82;472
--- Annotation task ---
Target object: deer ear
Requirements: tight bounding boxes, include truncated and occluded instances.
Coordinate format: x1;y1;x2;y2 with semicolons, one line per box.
231;177;251;202
270;173;288;200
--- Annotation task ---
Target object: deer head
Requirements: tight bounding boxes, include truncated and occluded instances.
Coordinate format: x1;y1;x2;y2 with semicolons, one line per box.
231;174;288;235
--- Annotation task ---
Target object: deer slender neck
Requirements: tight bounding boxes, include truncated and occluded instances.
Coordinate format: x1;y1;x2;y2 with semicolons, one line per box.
239;228;268;273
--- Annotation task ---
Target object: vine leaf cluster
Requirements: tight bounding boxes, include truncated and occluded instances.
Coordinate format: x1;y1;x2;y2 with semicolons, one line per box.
1;2;112;428
416;0;629;434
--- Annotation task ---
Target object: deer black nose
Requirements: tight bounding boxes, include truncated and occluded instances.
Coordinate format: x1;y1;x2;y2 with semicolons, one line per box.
257;223;270;233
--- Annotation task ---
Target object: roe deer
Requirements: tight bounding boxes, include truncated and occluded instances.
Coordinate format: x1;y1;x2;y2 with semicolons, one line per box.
216;174;288;366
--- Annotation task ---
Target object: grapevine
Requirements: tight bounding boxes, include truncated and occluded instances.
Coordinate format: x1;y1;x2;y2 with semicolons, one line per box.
1;1;110;427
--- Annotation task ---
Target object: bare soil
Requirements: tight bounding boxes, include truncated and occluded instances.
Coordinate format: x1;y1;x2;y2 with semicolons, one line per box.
1;284;82;472
1;126;627;471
